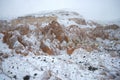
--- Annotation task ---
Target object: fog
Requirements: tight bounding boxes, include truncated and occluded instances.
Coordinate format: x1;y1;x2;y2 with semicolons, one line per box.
0;0;120;20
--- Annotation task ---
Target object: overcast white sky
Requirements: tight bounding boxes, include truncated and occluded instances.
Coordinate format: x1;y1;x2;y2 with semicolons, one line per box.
0;0;120;20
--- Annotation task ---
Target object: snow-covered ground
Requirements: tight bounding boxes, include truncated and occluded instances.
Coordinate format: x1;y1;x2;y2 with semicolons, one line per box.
0;10;120;80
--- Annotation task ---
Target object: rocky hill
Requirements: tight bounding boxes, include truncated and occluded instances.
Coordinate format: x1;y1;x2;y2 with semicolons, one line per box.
0;10;120;80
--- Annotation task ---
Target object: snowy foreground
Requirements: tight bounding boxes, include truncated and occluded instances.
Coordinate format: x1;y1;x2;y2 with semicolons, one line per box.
0;10;120;80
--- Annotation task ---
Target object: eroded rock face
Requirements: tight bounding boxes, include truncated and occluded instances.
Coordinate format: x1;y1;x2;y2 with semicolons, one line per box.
0;11;120;56
1;19;120;55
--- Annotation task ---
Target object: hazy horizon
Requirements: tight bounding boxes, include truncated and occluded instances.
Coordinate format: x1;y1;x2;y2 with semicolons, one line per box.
0;0;120;21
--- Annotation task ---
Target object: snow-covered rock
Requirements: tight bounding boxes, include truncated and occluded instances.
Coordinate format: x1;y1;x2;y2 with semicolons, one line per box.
0;10;120;80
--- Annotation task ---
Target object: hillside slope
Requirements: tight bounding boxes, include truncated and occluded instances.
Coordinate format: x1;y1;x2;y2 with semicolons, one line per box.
0;10;120;80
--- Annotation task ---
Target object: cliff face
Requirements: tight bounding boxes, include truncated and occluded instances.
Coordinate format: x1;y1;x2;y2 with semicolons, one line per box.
0;10;120;80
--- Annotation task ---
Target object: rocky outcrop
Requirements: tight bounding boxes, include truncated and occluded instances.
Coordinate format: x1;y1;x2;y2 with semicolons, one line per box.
0;11;120;56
